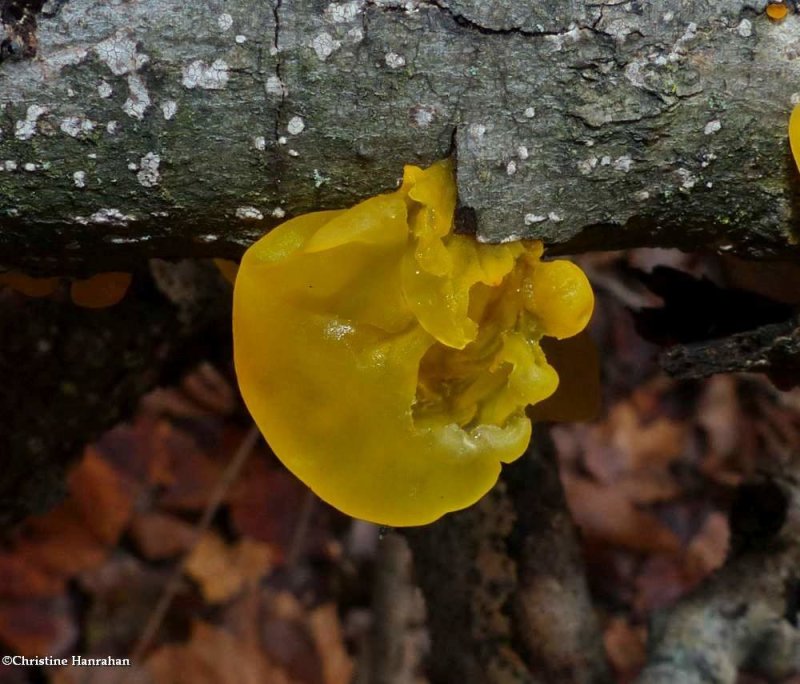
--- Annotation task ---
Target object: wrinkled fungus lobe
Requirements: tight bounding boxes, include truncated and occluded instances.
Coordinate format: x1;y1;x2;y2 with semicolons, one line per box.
233;160;594;526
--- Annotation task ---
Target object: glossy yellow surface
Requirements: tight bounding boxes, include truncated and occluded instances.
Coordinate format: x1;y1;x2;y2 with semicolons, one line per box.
233;160;594;525
790;104;800;172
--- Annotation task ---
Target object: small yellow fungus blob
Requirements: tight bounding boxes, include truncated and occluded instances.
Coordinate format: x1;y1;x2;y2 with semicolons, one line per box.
70;272;132;308
767;2;789;20
233;160;594;526
790;104;800;173
0;272;59;298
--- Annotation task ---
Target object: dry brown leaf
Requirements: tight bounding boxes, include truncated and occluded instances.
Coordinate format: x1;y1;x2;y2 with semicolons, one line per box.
18;505;108;577
616;472;682;505
603;616;646;680
633;555;694;614
607;403;686;472
69;448;134;546
184;534;272;604
0;597;76;657
157;429;225;511
685;512;729;581
229;459;323;561
0;553;64;599
307;604;354;684
697;376;741;459
563;474;681;554
130;513;198;561
146;621;289;684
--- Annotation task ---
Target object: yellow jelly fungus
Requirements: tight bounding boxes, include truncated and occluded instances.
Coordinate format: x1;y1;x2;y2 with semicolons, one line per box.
70;272;132;308
790;104;800;173
0;271;59;298
767;2;789;20
233;160;594;526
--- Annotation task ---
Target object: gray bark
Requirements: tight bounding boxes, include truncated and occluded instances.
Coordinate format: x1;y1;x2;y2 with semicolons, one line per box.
1;0;798;271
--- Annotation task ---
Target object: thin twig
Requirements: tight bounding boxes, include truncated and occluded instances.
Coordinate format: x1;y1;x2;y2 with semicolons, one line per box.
285;487;316;571
129;423;261;663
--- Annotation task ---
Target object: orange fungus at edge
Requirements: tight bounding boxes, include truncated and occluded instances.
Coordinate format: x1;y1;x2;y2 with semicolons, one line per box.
767;3;789;20
0;272;60;298
70;272;133;308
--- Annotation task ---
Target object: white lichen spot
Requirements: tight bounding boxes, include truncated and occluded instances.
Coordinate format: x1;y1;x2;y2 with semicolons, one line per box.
385;52;406;69
524;107;535;118
136;152;161;187
548;212;563;223
287;116;305;135
266;75;286;97
524;213;547;225
94;31;149;75
677;168;697;190
737;19;752;38
624;59;647;89
60;116;95;138
278;136;287;145
704;119;721;135
468;123;487;142
253;136;267;151
506;160;517;176
4;160;18;172
701;152;717;168
324;1;362;23
235;34;247;44
577;157;598;174
634;190;650;201
613;155;633;172
197;234;219;242
663;11;674;22
272;207;286;218
182;59;230;90
127;162;138;171
600;155;611;166
269;46;279;56
517;146;529;160
412;106;435;128
161;100;177;120
123;74;151;119
15;104;47;141
87;153;97;159
218;13;234;31
311;32;340;61
347;27;364;43
288;149;300;157
97;81;113;98
23;163;38;172
73;170;87;188
236;206;264;221
604;20;631;43
89;208;135;226
313;169;330;187
706;181;713;188
669;22;698;62
106;120;119;134
42;47;88;73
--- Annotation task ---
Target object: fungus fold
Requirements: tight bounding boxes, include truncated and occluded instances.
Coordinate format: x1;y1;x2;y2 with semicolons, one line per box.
233;160;594;526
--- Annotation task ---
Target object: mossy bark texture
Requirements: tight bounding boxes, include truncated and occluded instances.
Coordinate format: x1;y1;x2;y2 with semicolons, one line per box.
1;0;800;272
